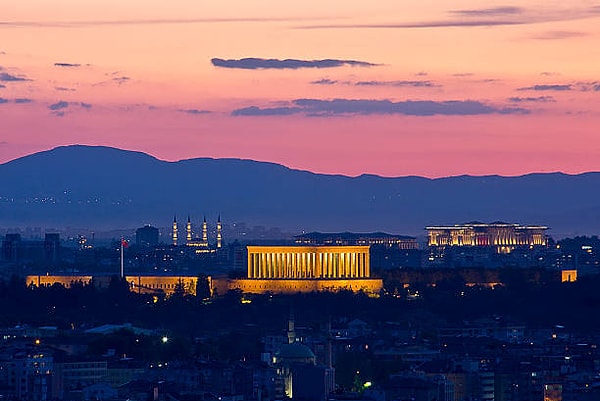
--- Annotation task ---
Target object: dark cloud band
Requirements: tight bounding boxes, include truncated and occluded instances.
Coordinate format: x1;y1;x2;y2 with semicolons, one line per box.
211;58;377;70
54;62;81;67
518;84;572;91
232;98;529;117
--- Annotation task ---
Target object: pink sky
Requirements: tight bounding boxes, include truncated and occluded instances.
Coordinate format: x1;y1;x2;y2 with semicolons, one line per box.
1;0;600;177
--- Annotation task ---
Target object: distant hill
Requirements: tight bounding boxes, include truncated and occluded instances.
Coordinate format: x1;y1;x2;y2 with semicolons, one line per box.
1;145;599;238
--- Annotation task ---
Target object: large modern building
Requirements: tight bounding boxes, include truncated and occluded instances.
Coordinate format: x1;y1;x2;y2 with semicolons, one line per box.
426;222;548;253
220;245;383;295
2;233;61;266
295;232;418;250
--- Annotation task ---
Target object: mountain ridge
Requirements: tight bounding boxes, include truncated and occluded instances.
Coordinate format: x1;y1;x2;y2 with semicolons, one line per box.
1;145;599;238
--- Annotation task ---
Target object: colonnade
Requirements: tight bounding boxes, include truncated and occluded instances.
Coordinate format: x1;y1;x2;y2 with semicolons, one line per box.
247;246;370;279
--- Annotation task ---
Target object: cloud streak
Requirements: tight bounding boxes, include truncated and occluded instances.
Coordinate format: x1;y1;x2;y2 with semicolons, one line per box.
0;16;322;28
508;96;555;103
211;58;377;70
232;98;528;117
357;80;438;87
532;31;588;40
517;82;600;92
0;72;29;82
178;109;212;115
452;6;523;16
310;78;339;85
311;79;439;88
48;101;92;116
518;84;572;91
298;5;600;29
49;101;69;110
54;62;81;67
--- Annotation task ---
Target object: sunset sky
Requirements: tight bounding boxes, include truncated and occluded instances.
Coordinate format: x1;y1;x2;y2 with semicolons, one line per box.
1;0;599;177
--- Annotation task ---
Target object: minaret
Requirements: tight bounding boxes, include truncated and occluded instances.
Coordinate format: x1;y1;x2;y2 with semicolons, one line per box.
186;215;192;243
287;309;296;344
202;216;208;246
172;215;178;246
216;214;222;249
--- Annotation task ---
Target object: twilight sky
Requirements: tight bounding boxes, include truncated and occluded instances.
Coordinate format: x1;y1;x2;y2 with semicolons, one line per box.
1;0;600;177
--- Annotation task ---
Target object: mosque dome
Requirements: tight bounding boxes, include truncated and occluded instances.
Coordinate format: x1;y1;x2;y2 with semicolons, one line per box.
275;342;316;365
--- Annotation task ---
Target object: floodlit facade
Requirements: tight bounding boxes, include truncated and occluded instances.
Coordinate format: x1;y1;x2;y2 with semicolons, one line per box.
26;275;201;296
225;246;382;295
427;222;548;253
247;246;370;279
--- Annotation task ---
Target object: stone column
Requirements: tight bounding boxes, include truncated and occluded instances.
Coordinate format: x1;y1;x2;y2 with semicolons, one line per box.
260;253;264;278
292;252;297;278
248;251;253;278
359;252;364;277
345;253;350;277
316;251;322;278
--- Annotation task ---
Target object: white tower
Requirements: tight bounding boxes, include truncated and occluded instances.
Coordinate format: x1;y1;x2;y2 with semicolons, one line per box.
186;215;192;243
202;216;208;246
172;215;178;246
216;214;222;249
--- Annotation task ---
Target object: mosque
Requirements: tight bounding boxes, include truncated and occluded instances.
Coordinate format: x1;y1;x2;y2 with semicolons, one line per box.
172;214;222;251
271;312;335;400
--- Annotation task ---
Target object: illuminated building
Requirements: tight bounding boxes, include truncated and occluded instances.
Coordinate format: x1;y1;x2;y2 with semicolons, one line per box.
224;245;383;294
296;232;418;250
560;269;577;282
26;275;203;296
247;246;370;279
427;222;548;253
543;383;562;401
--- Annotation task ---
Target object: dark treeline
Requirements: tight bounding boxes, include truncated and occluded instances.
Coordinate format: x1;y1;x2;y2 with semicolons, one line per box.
376;267;559;291
1;272;600;341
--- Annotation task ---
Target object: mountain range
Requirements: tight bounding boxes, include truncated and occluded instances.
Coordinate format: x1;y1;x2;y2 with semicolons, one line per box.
1;145;599;238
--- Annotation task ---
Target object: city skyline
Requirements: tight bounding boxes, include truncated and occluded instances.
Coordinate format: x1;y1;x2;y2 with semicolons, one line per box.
1;1;600;177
